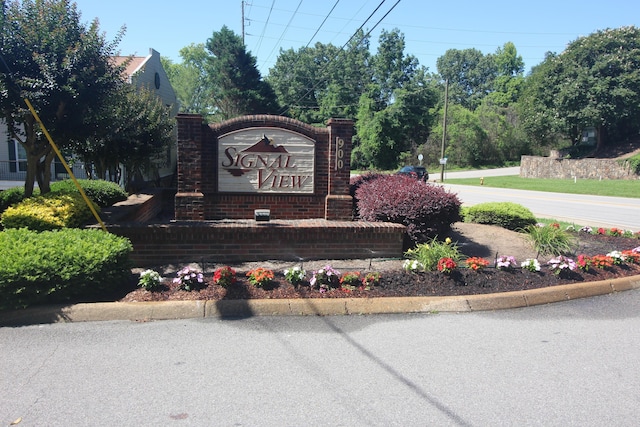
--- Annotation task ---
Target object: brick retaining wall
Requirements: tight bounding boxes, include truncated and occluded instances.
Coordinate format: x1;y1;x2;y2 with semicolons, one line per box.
106;220;406;267
521;155;638;180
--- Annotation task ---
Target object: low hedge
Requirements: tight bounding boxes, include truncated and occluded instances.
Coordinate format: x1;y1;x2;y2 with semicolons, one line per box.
1;192;99;231
51;179;128;207
463;201;537;231
0;179;128;213
356;174;462;245
0;228;133;310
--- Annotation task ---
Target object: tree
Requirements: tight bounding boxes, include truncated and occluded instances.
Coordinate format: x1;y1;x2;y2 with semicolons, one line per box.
206;26;279;120
162;44;212;118
428;105;489;168
0;0;124;196
352;30;438;170
268;30;372;124
371;29;418;105
485;42;525;107
72;86;175;191
520;26;640;149
436;48;497;110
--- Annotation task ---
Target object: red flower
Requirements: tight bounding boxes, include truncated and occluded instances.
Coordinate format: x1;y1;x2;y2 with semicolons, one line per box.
437;257;457;274
576;254;591;271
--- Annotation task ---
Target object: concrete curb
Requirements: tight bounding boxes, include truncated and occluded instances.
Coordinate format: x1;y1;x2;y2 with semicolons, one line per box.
2;275;640;326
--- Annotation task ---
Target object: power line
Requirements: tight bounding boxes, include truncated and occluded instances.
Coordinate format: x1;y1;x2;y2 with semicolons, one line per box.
252;0;275;57
305;0;340;48
260;0;304;71
278;0;402;116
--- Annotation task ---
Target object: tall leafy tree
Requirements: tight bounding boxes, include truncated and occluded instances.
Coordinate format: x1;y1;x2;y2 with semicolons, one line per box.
354;30;437;169
485;42;525;107
268;30;372;123
429;105;489;167
520;26;640;149
371;29;418;105
0;0;124;196
436;48;497;110
206;26;279;121
73;86;175;191
162;43;212;118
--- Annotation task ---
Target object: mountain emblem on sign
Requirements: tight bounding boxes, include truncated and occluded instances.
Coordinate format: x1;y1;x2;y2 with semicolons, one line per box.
225;134;289;176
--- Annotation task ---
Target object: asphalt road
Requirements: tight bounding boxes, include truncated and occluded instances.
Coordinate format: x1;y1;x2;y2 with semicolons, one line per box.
435;166;640;230
3;289;640;426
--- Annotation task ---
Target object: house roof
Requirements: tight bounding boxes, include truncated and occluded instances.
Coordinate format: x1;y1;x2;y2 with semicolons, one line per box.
112;55;148;80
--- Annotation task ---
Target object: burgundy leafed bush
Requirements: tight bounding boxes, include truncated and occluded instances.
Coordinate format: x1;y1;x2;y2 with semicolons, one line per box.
355;175;462;245
349;172;387;218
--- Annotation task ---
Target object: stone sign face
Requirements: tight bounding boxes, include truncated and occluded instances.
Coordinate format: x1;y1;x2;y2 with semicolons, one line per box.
217;127;315;194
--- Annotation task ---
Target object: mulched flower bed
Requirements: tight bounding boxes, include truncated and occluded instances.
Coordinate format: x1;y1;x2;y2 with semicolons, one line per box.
120;233;640;302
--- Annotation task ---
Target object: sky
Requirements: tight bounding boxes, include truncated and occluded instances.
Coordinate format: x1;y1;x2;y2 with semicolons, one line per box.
72;0;639;76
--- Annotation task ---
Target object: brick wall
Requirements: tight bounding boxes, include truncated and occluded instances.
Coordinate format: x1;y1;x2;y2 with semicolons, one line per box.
521;155;639;180
175;114;355;221
107;220;406;267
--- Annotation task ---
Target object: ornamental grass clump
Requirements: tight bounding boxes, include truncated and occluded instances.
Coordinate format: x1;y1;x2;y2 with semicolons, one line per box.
404;237;461;272
173;266;205;291
138;269;162;291
213;266;236;287
246;267;275;287
525;224;575;257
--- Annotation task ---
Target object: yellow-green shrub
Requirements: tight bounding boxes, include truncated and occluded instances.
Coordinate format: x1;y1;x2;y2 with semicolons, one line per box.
1;192;99;231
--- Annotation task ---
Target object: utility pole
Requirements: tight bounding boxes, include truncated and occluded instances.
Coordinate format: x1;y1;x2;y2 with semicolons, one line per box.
440;79;449;182
241;1;245;45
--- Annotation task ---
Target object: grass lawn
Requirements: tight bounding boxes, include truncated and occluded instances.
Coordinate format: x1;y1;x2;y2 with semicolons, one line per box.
446;176;640;199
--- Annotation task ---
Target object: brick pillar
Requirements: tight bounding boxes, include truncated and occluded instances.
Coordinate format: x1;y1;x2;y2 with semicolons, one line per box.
325;118;354;220
175;114;205;220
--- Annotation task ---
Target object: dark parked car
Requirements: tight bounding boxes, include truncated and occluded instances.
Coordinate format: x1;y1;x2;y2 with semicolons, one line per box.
396;165;429;181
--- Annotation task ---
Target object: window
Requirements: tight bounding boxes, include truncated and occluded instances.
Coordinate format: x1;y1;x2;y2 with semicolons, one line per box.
8;140;27;173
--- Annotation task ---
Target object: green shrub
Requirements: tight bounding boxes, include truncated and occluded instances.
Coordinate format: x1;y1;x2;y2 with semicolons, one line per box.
51;179;128;207
619;154;640;175
1;192;99;231
0;228;133;310
404;237;462;271
356;175;462;245
524;224;576;257
0;186;33;213
463;202;537;231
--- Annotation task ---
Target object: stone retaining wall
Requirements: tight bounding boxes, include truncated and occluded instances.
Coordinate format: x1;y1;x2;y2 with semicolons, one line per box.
520;156;638;180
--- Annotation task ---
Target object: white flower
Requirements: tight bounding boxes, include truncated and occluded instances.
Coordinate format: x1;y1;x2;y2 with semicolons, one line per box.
521;258;541;272
403;259;424;272
607;250;624;260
